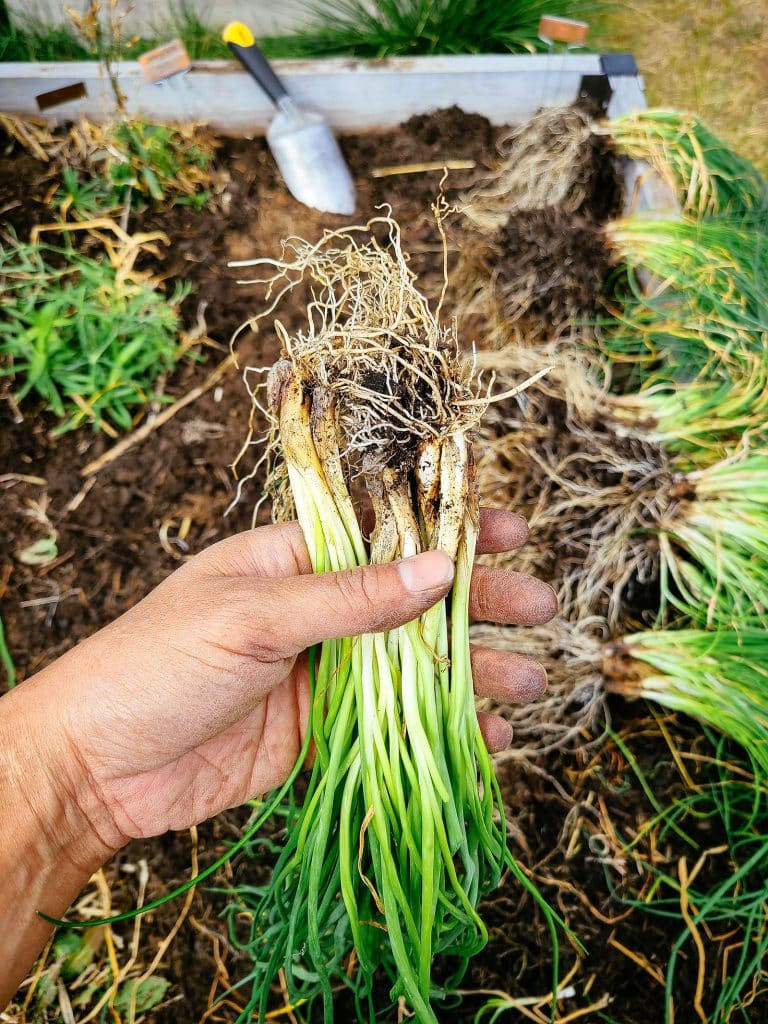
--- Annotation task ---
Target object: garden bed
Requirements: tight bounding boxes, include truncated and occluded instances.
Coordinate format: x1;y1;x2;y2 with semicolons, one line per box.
1;100;758;1024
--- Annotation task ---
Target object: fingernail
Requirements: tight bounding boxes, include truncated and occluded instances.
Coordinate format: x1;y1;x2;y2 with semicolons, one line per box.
518;662;547;702
496;718;514;748
398;551;454;593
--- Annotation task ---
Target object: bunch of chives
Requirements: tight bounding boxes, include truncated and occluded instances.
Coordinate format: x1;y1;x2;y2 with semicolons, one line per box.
606;628;768;776
226;217;560;1022
652;453;768;625
602;216;768;382
601;109;768;217
609;355;768;462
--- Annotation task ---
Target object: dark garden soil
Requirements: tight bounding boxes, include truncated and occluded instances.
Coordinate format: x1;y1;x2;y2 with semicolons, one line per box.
485;107;623;338
1;108;758;1024
493;208;616;334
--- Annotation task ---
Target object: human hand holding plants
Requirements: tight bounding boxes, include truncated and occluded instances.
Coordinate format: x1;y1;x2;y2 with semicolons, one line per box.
0;509;555;1006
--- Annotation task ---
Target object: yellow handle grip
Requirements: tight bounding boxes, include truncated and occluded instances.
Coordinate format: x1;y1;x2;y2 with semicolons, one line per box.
222;22;255;47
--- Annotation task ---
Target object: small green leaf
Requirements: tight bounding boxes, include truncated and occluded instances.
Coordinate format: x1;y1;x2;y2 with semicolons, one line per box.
72;977;104;1008
18;537;58;566
53;932;81;959
53;930;97;981
33;973;58;1009
140;166;163;200
114;976;171;1015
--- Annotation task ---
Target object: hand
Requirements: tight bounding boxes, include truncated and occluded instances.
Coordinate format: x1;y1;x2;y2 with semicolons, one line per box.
0;508;556;1004
26;509;556;849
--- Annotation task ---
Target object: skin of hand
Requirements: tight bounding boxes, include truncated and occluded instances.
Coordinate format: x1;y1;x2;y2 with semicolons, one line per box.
0;507;555;1006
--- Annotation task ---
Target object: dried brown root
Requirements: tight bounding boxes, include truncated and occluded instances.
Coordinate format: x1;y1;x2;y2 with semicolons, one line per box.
474;341;672;627
230;212;497;523
460;105;623;234
472;616;607;759
455;213;616;346
0;113;58;162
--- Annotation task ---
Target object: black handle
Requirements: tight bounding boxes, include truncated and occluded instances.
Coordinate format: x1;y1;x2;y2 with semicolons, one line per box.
228;40;288;107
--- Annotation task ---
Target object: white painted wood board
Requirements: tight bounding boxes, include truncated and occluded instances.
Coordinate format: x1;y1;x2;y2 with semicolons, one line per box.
0;54;607;134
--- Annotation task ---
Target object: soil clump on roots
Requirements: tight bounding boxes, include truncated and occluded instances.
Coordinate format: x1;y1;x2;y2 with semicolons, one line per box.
493;207;615;334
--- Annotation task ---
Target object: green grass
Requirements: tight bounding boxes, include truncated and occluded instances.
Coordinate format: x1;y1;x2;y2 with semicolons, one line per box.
55;120;216;218
615;730;768;1024
1;0;599;63
0;614;15;689
0;18;91;61
153;4;230;60
611;355;768;463
0;239;190;434
0;6;227;61
253;0;601;58
604;214;768;462
592;0;768;177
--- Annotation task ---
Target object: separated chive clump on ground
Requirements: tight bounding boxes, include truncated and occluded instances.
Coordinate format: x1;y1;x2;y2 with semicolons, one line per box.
456;104;623;345
460;105;622;232
605;626;768;776
600;109;768;217
600;216;768;381
228;215;560;1022
654;452;768;626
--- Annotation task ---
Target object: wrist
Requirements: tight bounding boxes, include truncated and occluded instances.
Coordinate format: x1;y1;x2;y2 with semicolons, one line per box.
1;669;124;868
0;673;120;1006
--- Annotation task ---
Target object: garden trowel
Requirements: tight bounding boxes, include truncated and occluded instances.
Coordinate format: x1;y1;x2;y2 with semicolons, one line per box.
223;22;356;215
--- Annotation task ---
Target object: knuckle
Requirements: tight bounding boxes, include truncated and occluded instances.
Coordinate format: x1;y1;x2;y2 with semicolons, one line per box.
227;581;289;660
330;568;368;615
331;566;381;614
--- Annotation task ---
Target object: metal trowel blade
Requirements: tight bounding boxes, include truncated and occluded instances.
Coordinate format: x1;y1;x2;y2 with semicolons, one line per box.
267;104;356;216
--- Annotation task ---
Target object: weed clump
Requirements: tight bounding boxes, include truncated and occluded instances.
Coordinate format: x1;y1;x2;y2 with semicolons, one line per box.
0;236;189;434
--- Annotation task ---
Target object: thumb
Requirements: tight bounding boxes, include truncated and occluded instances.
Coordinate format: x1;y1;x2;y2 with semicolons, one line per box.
261;551;455;653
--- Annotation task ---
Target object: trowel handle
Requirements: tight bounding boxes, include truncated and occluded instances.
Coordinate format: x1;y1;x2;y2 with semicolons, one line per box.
223;22;288;107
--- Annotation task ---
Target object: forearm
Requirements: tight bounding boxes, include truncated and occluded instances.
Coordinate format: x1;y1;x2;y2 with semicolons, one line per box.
0;676;116;1007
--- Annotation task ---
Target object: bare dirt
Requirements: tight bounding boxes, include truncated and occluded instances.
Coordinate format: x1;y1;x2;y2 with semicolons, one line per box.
493;207;616;335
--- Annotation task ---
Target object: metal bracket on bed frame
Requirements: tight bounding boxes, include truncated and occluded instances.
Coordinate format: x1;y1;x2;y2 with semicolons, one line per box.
578;53;642;114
